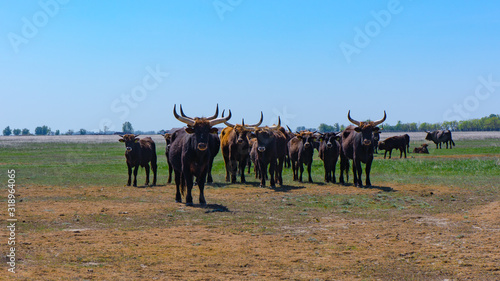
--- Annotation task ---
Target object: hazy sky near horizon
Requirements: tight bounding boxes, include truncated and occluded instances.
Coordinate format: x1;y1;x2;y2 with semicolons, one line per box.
1;1;499;133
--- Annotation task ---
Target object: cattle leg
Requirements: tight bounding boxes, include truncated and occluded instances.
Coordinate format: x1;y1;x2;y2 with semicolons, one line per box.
307;163;313;183
167;164;173;183
276;157;284;186
388;149;392;159
383;151;388;159
332;159;337;184
144;163;150;187
258;161;267;187
239;159;246;183
269;159;276;188
174;171;182;203
127;164;133;186
324;162;330;183
298;162;304;182
197;172;207;206
403;147;406;158
183;171;194;206
230;157;238;183
352;160;361;187
291;160;298;181
133;166;139;187
365;160;373;187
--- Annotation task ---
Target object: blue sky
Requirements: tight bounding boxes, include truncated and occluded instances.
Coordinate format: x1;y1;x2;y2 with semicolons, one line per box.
1;1;499;133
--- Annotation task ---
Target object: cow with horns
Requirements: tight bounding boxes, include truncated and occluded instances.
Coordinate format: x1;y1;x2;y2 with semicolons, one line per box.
318;132;341;183
220;112;263;183
168;105;231;206
339;110;386;187
119;134;157;187
288;130;317;183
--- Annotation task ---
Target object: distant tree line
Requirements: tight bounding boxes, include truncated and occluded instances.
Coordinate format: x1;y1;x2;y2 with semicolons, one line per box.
313;114;500;133
3;115;499;136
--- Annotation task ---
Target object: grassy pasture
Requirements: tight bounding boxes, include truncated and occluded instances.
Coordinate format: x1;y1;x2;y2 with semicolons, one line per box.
0;137;499;280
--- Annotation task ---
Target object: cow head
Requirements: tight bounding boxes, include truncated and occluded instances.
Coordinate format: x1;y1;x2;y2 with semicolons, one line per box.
319;132;340;148
295;131;316;149
224;112;263;146
347;110;386;147
173;104;231;151
119;134;140;152
425;131;434;141
247;117;280;153
163;133;172;150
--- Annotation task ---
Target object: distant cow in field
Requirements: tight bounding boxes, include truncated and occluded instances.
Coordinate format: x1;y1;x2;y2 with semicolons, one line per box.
378;135;408;159
403;134;410;153
339;111;386;187
373;129;382;154
318;132;341;183
425;130;455;149
119;134;157;187
169;105;231;206
288;130;316;183
413;143;429;154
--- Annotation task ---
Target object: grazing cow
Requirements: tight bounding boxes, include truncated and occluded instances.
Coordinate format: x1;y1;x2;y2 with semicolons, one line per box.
168;105;231;206
220;112;263;183
413;143;429;154
425;130;455;149
403;133;410;153
288;130;316;183
318;132;341;183
248;120;286;188
378;135;407;159
119;134;157;187
339;111;386;187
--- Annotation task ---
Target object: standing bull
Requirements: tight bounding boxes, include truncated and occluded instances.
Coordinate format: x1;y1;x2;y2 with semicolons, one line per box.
378;135;407;159
168;105;231;206
425;130;455;149
220;112;263;183
339;111;386;187
119;134;157;187
288;130;316;183
318;132;341;183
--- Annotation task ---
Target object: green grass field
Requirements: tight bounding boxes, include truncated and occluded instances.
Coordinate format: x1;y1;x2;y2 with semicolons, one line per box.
2;138;498;189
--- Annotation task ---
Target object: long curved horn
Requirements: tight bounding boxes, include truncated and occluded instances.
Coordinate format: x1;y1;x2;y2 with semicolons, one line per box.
269;116;281;129
173;104;195;126
178;104;195;122
347;110;360;126
246;111;263;127
286;125;293;133
209;109;232;126
222;110;235;127
371;110;387;126
206;104;219;120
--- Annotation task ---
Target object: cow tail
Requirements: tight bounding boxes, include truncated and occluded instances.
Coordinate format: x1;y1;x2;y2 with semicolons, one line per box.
451;139;455;147
180;174;186;196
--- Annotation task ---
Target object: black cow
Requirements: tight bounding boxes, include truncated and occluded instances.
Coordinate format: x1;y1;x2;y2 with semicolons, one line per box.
373;129;381;154
425;130;455;149
288;130;316;183
168;105;231;206
163;131;176;183
318;132;341;183
413;143;429;154
248;121;286;188
119;134;157;187
378;135;407;159
339;111;386;187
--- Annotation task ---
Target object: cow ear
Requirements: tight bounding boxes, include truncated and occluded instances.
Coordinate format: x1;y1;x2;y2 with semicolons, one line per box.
335;135;341;141
373;127;380;132
354;127;362;132
249;132;257;139
119;139;125;143
134;138;140;143
210;127;219;134
185;127;195;134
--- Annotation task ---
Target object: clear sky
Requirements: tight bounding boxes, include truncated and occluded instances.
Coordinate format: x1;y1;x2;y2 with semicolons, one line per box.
1;1;499;133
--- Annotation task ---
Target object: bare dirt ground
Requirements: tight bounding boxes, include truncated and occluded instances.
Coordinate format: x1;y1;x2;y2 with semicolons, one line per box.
8;182;500;280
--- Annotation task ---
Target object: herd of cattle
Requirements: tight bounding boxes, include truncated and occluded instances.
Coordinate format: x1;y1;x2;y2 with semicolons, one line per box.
118;105;456;206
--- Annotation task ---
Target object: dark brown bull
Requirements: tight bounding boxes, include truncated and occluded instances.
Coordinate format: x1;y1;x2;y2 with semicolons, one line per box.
119;134;157;187
163;131;175;183
373;129;382;154
288;130;316;183
403;133;410;153
378;135;407;159
168;105;231;206
318;132;341;183
248;119;286;188
425;130;455;149
220;112;263;183
413;143;429;154
339;111;386;187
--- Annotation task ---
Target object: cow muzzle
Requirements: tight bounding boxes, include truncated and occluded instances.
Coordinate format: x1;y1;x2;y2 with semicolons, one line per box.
326;142;332;148
363;140;372;146
197;143;208;151
258;146;266;152
304;142;311;148
126;147;133;152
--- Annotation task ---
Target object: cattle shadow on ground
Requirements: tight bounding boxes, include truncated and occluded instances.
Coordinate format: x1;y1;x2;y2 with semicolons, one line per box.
203;204;231;213
271;185;307;193
339;183;394;192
